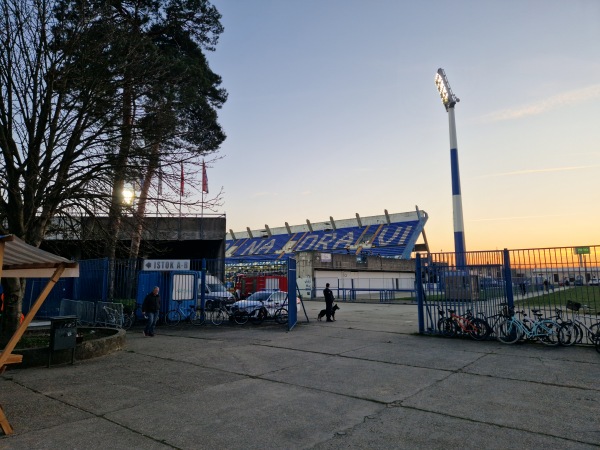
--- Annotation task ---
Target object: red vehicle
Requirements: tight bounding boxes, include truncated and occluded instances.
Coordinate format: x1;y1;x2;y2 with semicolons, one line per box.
234;274;288;299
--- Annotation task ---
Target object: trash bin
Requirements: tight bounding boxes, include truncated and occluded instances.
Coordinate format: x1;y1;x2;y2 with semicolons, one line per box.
48;315;78;367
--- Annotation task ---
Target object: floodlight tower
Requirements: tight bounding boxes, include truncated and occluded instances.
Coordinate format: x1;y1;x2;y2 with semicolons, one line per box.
435;68;466;267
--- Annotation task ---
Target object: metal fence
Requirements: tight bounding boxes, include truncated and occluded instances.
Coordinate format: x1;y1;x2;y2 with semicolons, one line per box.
59;299;124;328
49;258;299;329
417;246;600;345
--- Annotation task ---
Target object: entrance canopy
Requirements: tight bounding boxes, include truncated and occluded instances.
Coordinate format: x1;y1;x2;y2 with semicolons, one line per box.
1;235;79;278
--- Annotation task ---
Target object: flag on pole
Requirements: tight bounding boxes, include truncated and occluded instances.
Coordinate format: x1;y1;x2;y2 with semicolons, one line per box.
180;162;184;195
202;161;209;194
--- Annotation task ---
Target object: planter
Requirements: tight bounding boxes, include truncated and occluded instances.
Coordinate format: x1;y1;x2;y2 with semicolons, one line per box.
10;327;126;368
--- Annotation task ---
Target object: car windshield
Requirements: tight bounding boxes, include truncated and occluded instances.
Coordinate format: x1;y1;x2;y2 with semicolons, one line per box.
268;292;287;303
206;283;224;291
246;291;274;302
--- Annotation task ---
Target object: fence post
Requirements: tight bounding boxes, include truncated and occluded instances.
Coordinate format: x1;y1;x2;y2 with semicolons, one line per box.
200;259;207;309
416;254;425;333
503;249;514;309
102;258;110;302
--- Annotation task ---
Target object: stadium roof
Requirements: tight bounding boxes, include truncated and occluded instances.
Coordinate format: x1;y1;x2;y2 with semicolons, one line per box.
226;208;429;261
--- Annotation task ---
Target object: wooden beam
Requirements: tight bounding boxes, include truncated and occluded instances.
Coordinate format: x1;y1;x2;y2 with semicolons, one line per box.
0;404;14;435
0;264;66;369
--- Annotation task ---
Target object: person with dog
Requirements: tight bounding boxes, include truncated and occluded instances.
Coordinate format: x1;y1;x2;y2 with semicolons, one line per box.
142;286;161;337
323;283;335;322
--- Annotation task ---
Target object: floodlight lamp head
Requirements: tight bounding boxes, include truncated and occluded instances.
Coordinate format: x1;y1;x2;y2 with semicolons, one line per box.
435;68;459;111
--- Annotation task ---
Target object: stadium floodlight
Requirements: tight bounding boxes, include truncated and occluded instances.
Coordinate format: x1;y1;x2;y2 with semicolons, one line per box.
435;68;466;267
435;68;460;111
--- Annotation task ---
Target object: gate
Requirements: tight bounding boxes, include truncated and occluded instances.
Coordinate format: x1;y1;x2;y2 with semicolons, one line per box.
416;247;600;345
224;257;298;330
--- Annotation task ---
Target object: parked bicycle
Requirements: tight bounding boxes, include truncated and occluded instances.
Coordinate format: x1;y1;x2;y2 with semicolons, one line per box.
437;308;490;340
165;303;205;326
208;300;232;326
557;301;600;346
122;303;142;330
476;303;511;338
496;309;560;346
98;305;123;328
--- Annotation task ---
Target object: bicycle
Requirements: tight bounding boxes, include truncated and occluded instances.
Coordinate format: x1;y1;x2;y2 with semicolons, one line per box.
98;305;123;328
122;303;142;330
165;303;205;326
556;301;600;346
496;310;560;346
207;300;231;325
481;302;511;338
241;292;296;325
437;308;490;340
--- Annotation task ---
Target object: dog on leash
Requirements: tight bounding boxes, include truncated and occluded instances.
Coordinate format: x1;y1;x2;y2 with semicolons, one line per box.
317;304;339;321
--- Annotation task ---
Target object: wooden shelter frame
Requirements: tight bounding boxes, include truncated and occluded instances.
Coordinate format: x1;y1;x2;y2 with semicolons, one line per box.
0;235;79;435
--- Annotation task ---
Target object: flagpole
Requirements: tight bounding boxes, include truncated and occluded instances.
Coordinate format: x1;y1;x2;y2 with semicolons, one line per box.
201;160;206;220
179;161;184;239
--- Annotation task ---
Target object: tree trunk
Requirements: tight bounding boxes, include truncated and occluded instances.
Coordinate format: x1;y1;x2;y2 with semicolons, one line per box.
129;142;161;261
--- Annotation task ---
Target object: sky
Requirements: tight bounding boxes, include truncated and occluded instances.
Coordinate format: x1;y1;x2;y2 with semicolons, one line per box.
198;0;600;253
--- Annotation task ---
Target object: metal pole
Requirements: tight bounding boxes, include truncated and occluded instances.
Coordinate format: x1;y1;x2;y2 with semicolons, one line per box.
447;106;466;267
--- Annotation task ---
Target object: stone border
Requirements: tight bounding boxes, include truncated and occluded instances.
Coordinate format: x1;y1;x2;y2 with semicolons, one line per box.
12;327;126;368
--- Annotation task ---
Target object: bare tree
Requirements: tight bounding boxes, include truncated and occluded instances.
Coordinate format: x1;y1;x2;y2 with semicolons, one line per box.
0;0;227;342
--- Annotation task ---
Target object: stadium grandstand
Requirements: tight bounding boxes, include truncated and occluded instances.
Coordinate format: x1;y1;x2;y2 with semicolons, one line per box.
226;208;429;261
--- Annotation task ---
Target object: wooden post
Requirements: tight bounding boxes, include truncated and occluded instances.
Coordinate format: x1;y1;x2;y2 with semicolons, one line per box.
0;263;65;435
0;404;14;435
0;265;66;370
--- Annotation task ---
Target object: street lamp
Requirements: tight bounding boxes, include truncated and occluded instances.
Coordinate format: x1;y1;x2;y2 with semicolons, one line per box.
122;184;135;206
435;68;466;267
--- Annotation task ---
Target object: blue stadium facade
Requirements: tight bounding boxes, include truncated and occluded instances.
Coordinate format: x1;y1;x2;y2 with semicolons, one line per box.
226;209;428;261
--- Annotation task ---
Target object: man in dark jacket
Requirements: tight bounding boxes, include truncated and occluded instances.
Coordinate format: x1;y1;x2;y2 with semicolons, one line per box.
142;286;160;337
323;283;334;322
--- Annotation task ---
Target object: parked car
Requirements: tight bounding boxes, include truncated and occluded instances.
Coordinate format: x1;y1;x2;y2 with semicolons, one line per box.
230;290;300;316
589;278;599;286
200;274;236;310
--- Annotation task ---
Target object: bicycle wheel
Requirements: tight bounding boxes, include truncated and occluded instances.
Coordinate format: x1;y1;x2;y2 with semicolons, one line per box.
233;310;249;325
191;308;205;326
588;322;600;344
437;317;456;337
536;320;560;346
468;318;491;341
496;319;522;344
210;309;226;326
595;336;600;354
122;313;134;330
558;321;577;346
249;307;266;325
274;308;288;324
165;310;181;326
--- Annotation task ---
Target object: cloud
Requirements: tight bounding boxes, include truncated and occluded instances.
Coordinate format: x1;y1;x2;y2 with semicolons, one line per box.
251;191;277;198
471;214;565;222
482;84;600;122
477;165;600;178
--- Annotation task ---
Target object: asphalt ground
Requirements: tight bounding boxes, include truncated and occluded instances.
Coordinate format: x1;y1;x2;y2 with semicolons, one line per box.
1;301;599;449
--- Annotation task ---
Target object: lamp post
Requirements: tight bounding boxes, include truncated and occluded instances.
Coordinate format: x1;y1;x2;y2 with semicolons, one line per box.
435;68;466;267
122;184;135;206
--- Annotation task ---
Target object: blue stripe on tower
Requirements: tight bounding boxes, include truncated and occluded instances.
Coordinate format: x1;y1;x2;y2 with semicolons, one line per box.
450;148;461;195
454;230;466;267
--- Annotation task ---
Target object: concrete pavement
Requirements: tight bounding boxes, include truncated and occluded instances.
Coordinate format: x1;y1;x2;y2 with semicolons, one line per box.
1;301;599;449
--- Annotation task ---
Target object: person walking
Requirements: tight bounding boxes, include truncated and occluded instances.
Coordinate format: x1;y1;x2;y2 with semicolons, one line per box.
323;283;335;322
142;286;161;337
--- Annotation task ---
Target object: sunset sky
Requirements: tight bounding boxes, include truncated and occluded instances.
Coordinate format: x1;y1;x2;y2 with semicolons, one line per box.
201;0;600;252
